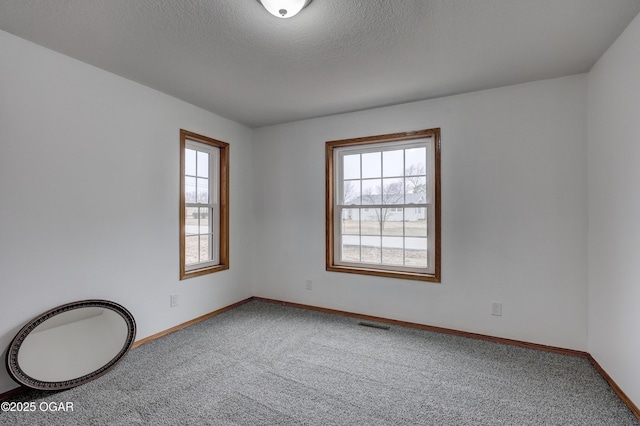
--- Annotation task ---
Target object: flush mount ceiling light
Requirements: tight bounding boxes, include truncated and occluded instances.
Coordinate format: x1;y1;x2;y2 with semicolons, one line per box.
257;0;312;18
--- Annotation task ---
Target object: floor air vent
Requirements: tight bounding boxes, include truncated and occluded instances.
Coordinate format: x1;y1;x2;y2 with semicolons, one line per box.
358;322;390;330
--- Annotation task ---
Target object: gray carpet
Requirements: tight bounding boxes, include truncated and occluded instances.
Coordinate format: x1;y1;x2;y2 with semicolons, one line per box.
1;300;638;425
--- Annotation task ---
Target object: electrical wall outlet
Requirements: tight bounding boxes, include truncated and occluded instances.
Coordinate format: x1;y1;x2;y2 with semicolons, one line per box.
491;302;502;316
305;280;313;290
170;294;179;307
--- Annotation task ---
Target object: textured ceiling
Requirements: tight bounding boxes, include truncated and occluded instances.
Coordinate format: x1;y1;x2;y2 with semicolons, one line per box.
1;0;639;128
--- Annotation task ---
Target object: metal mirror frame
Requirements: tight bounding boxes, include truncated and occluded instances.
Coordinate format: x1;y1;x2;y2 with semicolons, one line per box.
5;299;136;391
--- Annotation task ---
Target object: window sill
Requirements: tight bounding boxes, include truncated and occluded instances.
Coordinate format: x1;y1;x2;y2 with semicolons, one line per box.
326;264;440;282
180;263;229;280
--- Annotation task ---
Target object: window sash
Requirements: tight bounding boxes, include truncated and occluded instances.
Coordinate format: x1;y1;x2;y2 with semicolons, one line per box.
333;208;433;274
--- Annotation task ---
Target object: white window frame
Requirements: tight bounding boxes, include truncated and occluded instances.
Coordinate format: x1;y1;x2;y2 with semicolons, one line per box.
184;141;220;271
326;129;440;282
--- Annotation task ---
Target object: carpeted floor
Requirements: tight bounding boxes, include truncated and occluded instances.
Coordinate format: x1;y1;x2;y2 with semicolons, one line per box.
1;300;638;425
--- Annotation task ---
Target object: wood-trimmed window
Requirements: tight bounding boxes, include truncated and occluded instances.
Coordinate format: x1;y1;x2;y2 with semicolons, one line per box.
326;129;441;282
180;129;229;280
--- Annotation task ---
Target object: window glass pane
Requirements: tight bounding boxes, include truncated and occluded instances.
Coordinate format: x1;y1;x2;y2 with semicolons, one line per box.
185;207;198;235
383;150;403;177
361;179;381;205
361;208;381;236
200;234;211;262
341;209;359;235
405;237;428;267
405;147;426;176
198;208;210;233
382;178;404;204
406;176;426;198
197;178;209;203
185;236;199;265
381;208;403;236
197;151;209;178
343;181;360;205
185;176;196;203
185;149;196;176
341;236;360;262
362;152;381;178
382;236;404;265
361;236;381;263
343;154;360;180
405;216;427;237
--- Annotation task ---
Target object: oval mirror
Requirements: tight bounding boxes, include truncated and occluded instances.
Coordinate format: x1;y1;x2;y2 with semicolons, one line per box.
6;300;136;390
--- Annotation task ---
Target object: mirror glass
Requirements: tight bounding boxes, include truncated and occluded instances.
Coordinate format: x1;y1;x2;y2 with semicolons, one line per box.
6;300;136;390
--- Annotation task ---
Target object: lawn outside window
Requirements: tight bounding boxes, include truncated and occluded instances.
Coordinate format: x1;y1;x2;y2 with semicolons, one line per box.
180;130;229;280
326;129;440;282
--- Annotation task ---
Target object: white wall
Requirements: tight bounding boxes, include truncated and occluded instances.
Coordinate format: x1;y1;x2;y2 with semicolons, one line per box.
252;75;588;351
0;31;255;393
588;12;640;408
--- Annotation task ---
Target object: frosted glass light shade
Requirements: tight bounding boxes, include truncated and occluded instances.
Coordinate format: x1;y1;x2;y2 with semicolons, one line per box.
258;0;312;19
